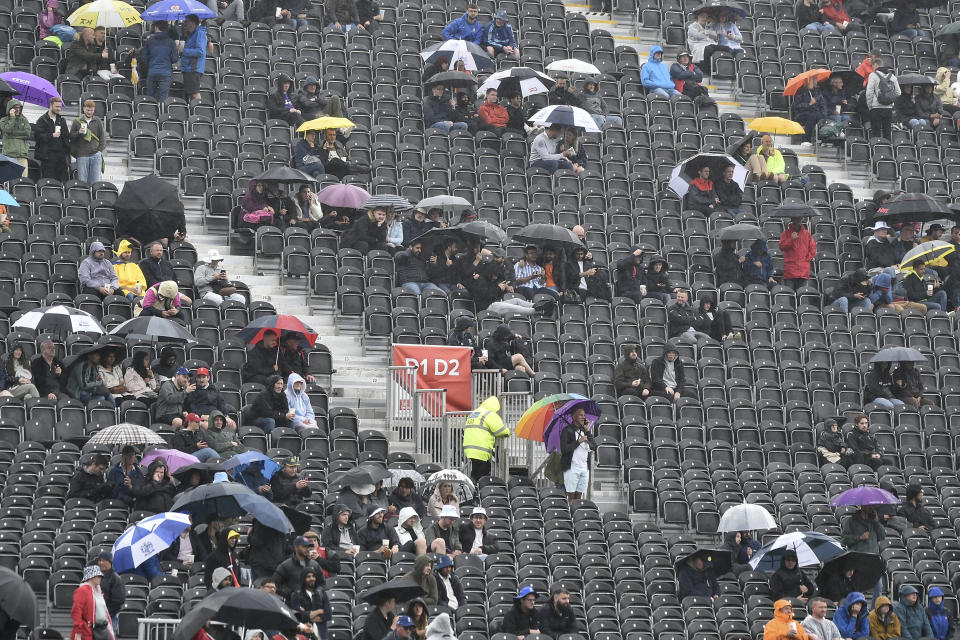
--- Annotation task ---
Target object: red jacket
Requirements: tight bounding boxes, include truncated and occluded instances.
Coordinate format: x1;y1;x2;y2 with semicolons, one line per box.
856;57;874;86
71;583;115;640
478;102;509;128
822;0;850;25
779;226;817;279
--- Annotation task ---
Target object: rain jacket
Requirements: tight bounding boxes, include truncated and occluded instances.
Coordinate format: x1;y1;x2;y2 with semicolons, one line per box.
321;504;357;551
407;556;439;606
141;28;179;76
485;324;518;372
426;613;457;640
267;75;299;120
502;598;544;636
869;597;902;640
868;272;893;306
130;460;176;513
833;592;870;639
686;19;717;62
394;506;425;546
829;269;871;305
901;269;933;303
864;235;899;269
203;527;243;589
200;410;246;458
714;241;743;285
462;396;508;462
442;13;484;43
856;56;875;86
578;78;609;116
615;254;646;294
779;224;817;280
71;582;116;640
676;561;718;599
243;341;280;384
80;241;120;290
768;553;817;601
184;381;232;417
357;513;399;551
840;512;885;553
179;24;207;73
394;247;431;285
894;585;934;640
645;256;671;296
614;348;650;396
764;600;810;640
194;257;224;297
649;343;688;392
758;145;786;176
113;239;147;296
483;20;516;49
864;362;898;404
926;587;954;640
289;568;332;635
667;298;698;337
285;373;316;430
641;46;674;91
0;99;31;159
294;79;332;116
251;375;291;429
66;354;109;399
671;61;703;94
270;465;312;507
64;37;102;76
935;68;958;106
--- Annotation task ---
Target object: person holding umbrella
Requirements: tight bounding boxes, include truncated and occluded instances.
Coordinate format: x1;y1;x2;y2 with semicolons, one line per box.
676;551;719;601
179;15;207;102
792;75;826;147
768;549;817;604
423;82;468;133
559;405;596;503
361;591;397;640
901;260;947;311
529;123;576;174
891;361;934;408
779;217;817;290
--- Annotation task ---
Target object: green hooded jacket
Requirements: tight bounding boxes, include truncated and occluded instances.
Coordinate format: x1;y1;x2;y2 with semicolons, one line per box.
200;410;246;458
0;99;32;159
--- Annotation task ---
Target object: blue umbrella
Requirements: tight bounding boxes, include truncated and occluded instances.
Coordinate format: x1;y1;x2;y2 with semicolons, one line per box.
141;0;216;19
112;512;192;573
171;481;294;533
0;155;26;184
0;190;18;207
223;451;281;490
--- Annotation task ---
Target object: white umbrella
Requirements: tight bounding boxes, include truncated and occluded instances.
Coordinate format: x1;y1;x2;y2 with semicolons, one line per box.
749;531;845;571
420;40;493;72
546;59;602;75
528;105;601;133
416;195;473;210
717;503;778;532
477;67;556;98
668;153;747;198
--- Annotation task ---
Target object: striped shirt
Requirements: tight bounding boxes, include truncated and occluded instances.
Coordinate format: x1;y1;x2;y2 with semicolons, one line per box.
514;260;544;287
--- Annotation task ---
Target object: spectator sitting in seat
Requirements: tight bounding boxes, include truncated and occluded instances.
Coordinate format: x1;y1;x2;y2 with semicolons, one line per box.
687;165;719;215
131;459;176;514
453;91;482;133
325;0;359;31
891;361;935;409
238;180;277;231
578;76;623;129
694;296;736;341
285;373;317;432
80;241;119;299
642;46;683;98
267;74;305;128
195;250;245;306
396;240;444;296
731;138;770;181
557;127;586;175
687;12;722;76
112;239;146;301
614;344;651;398
935;68;960;112
2;345;39;399
894;585;934;640
271;456;312;507
171;412;220;461
670;52;709;101
402;208;435;247
863;361;903;410
539;585;580;638
714;164;744;215
40;0;77;42
821;0;854;32
891;6;922;40
650;342;696;402
106;445;142;506
714;9;744;55
757;135;788;183
714;240;744;286
390;477;427;518
765;601;810;640
279;333;315;383
288;184;323;231
793;76;826;146
864;221;898;269
427;239;460;293
529;124;575;174
67;348;114;405
915;84;944;129
123;351;158;403
294;78;343;120
477;88;509;136
817;418;849;465
869;597;902;640
342;207;390;254
896;86;929;130
248;375;293;435
485;323;535;376
562;245;606;302
822;76;852;122
424;56;451;82
64;27;102;78
201;409;245;459
442;3;483;43
483;11;518;60
448;317;486;370
505;92;530;133
244;329;281;387
900;484;934;531
67;454;112;501
828;269;872;313
902;260;947;310
768;549;816;603
319;128;368;178
891;224;917;263
867;272;896;311
926;588;955;640
676;552;719;601
394;510;428;556
669;290;714;344
514;245;554;300
358;506;400;557
32;340;64;400
425;505;462;556
138;280;185;320
355;0;381;31
293;130;326;179
548;75;582;109
470;249;536;315
832;593;869;640
846;414;893;470
797;0;834;32
644;255;673;303
185;367;237;430
139;241;177;287
502;587;542;638
779;217;817;290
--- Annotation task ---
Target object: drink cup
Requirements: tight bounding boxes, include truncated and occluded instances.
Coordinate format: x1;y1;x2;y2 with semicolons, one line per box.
110;63;117;74
276;6;281;17
185;553;194;564
382;538;389;548
928;284;934;296
835;105;841;115
54;125;60;135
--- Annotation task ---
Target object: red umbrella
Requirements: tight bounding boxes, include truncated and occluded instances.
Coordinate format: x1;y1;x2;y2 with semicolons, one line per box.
235;315;319;348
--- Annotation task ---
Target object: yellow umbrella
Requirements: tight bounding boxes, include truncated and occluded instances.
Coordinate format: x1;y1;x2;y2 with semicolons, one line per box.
68;0;142;27
296;116;356;132
746;117;806;136
899;240;955;271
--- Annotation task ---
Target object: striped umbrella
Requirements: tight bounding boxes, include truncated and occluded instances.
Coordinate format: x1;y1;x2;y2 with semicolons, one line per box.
362;194;414;211
112;512;192;573
68;0;142;27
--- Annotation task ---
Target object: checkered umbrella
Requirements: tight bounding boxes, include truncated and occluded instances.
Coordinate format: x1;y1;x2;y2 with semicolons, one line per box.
112;512;192;573
362;194;414;211
87;423;166;446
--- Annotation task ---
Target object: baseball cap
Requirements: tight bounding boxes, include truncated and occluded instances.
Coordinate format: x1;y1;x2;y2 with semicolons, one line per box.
439;505;459;518
930;223;946;231
515;585;536;599
294;536;313;547
282;456;300;467
367;506;387;519
435;555;454;569
196;367;210;376
176;367;190;376
185;413;201;423
396;616;415;628
872;221;890;230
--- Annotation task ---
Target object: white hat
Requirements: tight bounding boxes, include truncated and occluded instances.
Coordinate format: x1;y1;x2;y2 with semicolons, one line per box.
439;505;459;518
873;221;891;230
206;249;224;262
82;565;103;582
471;506;487;517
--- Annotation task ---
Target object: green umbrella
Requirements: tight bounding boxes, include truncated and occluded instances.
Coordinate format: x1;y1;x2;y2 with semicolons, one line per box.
935;21;960;41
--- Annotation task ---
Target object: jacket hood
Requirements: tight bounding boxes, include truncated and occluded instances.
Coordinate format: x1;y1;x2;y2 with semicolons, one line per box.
477;396;500;413
426;613;456;640
580;77;599;93
936;67;951;83
303;75;319;87
930;587;944;598
899;584;919;598
454;316;475;332
843;592;867;614
275;74;293;89
299;566;318;589
286;372;307;396
397;506;420;525
873;272;892;289
698;296;715;312
89;241;107;257
144;459;168;481
331;502;352;519
217;525;237;550
773;600;794;622
662;342;678;359
157;280;178;299
208;409;226;430
647;255;667;271
648;45;663;62
874;595;893;610
412;553;434;577
115;238;135;257
491;324;513;342
749;238;767;255
5;99;22;111
621;343;638;357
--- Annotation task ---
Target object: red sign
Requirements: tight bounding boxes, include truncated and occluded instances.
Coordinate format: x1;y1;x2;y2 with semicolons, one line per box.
392;344;472;413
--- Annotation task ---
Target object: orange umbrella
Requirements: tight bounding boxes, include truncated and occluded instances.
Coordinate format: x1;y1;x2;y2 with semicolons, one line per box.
783;68;832;96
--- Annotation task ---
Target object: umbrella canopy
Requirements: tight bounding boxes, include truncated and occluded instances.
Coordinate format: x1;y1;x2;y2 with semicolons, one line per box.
359;577;425;604
668;153;746;198
0;78;16;99
112;512;192;573
874;193;957;225
545;59;602;75
935;21;960;40
62;344;123;382
783;68;832;97
0;72;60;109
455;220;508;245
725;130;757;157
424;71;478;90
749;531;845;571
363;194;414;211
869;347;927;364
234;315;319;349
88;423;166;446
172;482;294;533
691;1;747;17
717;503;778;532
141;449;199;474
172;461;224;485
223;451;281;484
0;154;26;184
815;551;884;594
317;184;370;209
172;588;300;640
382;469;426;489
829;486;900;506
827;69;865;93
420;40;493;71
0;566;36;628
12;304;104;335
767;202;817;219
114;174;186;245
328;463;393;490
408;226;469;254
255;166;316;184
747;116;805;135
674;548;733;576
512;223;585;249
542;398;601;453
296;116;356;133
896;73;936;87
141;0;215;20
109;316;199;343
416;195;473;210
516;393;591;443
477;67;555;98
0;190;19;207
68;0;142;27
423;469;476;503
528;105;601;133
900;240;955;269
717;224;763;241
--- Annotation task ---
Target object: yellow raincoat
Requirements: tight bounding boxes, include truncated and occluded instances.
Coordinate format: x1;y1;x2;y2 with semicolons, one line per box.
113;239;147;296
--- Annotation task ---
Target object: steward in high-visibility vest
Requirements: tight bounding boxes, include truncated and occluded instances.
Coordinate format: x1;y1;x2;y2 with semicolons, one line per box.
463;396;509;481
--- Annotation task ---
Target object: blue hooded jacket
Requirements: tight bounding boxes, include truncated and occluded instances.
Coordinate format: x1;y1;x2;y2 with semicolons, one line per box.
141;30;179;76
743;239;774;282
483;20;516;48
442;13;484;43
834;592;870;639
641;46;674;91
180;23;206;73
869;272;893;306
927;587;954;640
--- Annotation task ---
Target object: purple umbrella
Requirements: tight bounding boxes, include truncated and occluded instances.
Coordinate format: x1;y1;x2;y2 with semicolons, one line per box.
829;486;900;507
316;184;371;209
0;72;61;108
542;398;600;453
141;449;200;474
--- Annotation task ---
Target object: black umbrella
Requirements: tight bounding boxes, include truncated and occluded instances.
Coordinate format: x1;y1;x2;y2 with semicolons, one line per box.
725;131;757;157
328;464;392;489
717;223;763;241
408;226;469;254
109;316;200;343
254;166;317;184
673;548;733;576
815;551;884;594
512;223;585;250
767;202;817;219
171;461;225;485
0;79;17;100
172;587;300;640
0;154;26;184
869;347;927;363
874;193;957;225
62;342;120;378
172;482;295;533
281;505;313;536
114;174;186;245
0;566;37;629
897;73;936;87
359;577;425;604
455;220;509;245
424;71;478;89
826;70;865;93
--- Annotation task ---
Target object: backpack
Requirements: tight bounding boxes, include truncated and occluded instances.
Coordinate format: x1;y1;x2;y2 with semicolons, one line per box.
875;72;898;106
